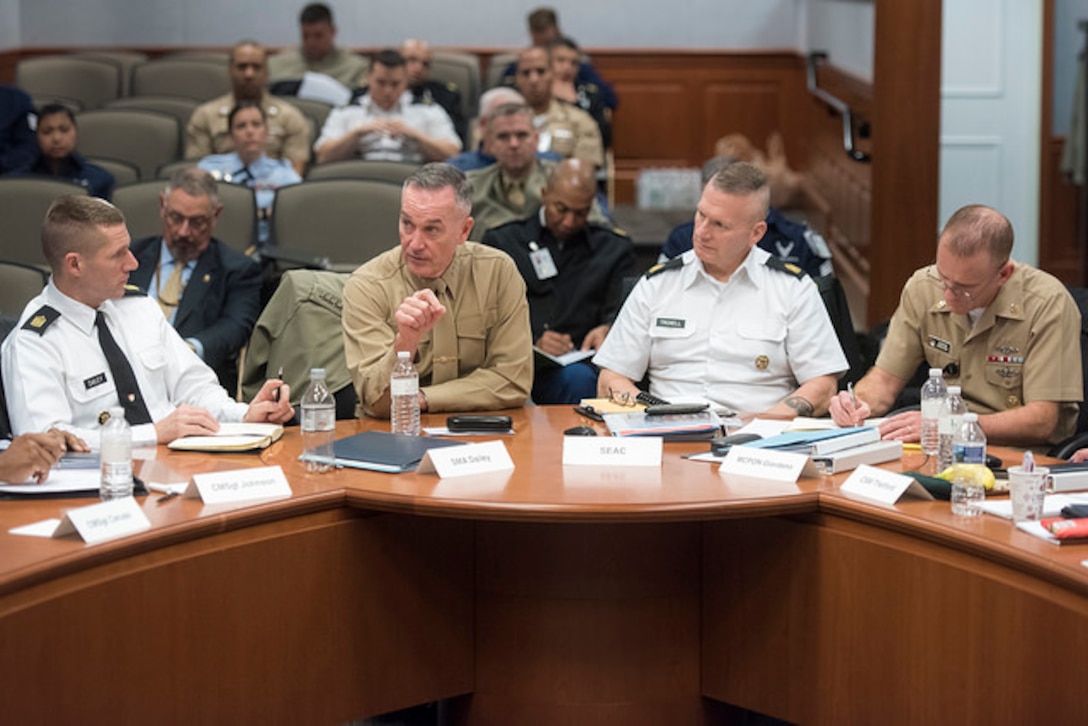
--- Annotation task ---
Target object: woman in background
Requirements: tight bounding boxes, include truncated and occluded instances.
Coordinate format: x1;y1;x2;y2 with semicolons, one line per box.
199;101;302;245
13;103;115;199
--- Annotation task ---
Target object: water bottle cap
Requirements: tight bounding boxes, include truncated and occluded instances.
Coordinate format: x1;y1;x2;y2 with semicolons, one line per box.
929;368;943;377
948;385;961;395
310;368;326;377
963;412;978;422
396;350;411;360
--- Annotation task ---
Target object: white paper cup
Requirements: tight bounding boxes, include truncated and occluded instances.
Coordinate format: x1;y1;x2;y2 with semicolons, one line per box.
1008;465;1049;522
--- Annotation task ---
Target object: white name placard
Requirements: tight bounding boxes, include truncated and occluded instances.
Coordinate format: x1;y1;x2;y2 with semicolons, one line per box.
417;440;514;478
185;465;292;504
720;446;808;483
53;496;151;544
839;464;932;504
562;436;662;467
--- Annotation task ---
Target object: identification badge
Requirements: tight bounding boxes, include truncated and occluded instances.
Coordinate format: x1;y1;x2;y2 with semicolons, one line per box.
655;317;685;329
529;247;558;280
927;335;951;354
84;372;107;390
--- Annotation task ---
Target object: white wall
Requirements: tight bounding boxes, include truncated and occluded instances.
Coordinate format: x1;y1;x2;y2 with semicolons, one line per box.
0;0;21;50
15;0;803;50
803;0;874;82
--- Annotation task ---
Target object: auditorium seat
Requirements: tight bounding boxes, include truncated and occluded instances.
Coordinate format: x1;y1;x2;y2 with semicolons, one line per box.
269;179;402;271
69;50;148;96
86;156;140;186
485;51;518;90
430;50;482;120
16;56;121;110
306;159;420;184
130;58;231;101
0;260;49;322
105;96;200;136
75;109;181;179
0;178;88;267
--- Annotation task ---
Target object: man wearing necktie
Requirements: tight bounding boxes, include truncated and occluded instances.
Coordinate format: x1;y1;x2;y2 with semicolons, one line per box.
1;195;293;447
129;168;262;394
342;163;533;417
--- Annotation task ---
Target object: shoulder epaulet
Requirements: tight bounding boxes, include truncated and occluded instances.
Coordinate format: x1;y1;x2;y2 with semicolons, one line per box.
766;256;806;279
445;81;458;93
21;305;60;335
123;285;147;297
644;256;684;279
586;221;630;239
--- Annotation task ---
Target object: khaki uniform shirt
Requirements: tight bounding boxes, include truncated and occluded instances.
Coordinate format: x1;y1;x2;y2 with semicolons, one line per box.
267;47;369;88
467;160;609;241
536;99;603;167
185;93;313;165
342;243;533;417
877;263;1082;444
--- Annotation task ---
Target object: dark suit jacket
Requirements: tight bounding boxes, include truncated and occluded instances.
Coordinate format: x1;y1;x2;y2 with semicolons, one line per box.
129;236;261;388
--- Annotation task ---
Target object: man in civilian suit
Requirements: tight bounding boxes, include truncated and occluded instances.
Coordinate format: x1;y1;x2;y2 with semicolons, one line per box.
129;168;261;393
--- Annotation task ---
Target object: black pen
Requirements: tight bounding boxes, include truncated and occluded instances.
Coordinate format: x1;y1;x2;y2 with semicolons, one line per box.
156;491;179;504
273;366;284;402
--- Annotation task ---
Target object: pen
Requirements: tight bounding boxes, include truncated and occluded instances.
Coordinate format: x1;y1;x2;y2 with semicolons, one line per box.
273;366;284;402
156;491;179;504
847;382;859;426
1023;449;1035;473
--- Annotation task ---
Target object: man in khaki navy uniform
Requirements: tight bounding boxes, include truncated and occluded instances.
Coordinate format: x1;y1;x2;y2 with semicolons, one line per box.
467;103;607;241
186;41;312;175
830;204;1082;448
267;2;369;88
595;162;846;417
513;46;603;168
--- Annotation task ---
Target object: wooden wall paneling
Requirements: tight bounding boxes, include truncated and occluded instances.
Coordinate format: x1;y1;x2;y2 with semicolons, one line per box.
868;0;943;326
1043;138;1082;282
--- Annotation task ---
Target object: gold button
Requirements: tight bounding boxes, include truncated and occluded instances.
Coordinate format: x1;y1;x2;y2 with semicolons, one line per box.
755;355;769;370
1006;394;1020;407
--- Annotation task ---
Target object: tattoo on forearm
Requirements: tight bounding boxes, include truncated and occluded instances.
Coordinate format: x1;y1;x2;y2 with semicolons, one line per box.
783;395;814;417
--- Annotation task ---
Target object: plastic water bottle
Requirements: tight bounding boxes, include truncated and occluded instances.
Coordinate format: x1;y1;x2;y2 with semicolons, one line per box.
300;368;336;473
391;351;420;435
919;367;947;456
99;406;133;500
937;385;967;472
953;412;987;464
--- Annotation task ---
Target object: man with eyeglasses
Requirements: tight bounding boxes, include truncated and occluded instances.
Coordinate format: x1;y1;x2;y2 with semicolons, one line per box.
830;204;1081;447
2;195;293;448
128;168;262;393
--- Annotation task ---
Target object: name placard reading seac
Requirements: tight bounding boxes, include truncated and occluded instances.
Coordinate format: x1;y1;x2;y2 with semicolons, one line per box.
417;440;514;478
185;465;292;504
719;446;808;483
53;496;151;544
839;464;932;504
562;436;662;467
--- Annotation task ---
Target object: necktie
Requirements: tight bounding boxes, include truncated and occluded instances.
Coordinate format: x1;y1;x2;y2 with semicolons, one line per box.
507;181;526;211
430;283;459;384
95;311;153;425
157;261;185;319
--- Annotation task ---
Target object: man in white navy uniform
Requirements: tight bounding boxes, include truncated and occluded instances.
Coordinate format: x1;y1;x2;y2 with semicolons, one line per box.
1;196;294;448
594;162;847;417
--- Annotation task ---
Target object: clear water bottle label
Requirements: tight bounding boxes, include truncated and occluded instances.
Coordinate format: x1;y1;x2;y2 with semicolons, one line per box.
954;443;985;464
391;378;418;396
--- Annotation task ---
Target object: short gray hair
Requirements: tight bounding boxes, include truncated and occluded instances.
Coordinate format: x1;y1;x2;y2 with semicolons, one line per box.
403;163;474;215
164;167;221;208
708;161;770;222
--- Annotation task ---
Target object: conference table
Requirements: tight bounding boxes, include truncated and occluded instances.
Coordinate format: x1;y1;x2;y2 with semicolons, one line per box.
2;407;1087;724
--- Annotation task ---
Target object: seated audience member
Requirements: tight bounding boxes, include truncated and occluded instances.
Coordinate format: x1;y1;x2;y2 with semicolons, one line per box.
267;2;368;88
402;38;467;145
595;162;847;416
315;49;461;165
499;6;617;111
830;205;1082;447
2;196;293;447
0;85;39;174
482;159;633;404
514;46;603;168
0;428;88;484
550;37;611;149
341;163;532;417
198;101;301;245
660;156;832;278
186;40;312;175
7;104;115;199
128;168;262;393
446;87;561;172
466;103;608;241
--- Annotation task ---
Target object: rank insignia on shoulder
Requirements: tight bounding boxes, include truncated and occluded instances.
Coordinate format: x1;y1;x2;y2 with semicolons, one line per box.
123;284;146;297
21;305;60;335
645;256;684;278
766;256;805;278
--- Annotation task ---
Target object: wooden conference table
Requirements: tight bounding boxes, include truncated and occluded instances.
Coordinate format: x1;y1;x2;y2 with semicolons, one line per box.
2;407;1087;724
